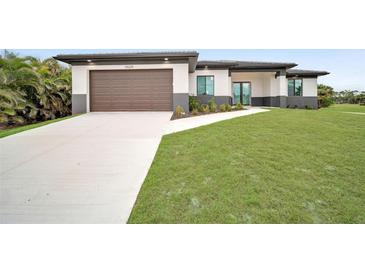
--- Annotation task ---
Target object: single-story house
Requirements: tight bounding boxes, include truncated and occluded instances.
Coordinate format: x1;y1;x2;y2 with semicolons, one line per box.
54;51;329;113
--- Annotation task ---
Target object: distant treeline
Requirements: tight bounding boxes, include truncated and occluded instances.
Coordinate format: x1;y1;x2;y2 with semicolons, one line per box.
332;90;365;104
318;84;364;107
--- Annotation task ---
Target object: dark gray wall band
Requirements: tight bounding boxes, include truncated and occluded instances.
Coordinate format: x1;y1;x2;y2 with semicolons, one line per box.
251;96;318;109
279;96;287;108
215;96;232;105
252;96;280;107
251;97;263;106
194;95;232;106
173;93;189;113
287;96;318;109
72;94;87;114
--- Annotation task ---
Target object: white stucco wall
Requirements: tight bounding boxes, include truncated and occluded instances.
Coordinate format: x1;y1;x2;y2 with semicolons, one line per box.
231;72;277;97
278;75;288;96
270;76;280;96
72;66;89;95
189;69;230;96
71;63;189;112
302;78;318;96
228;75;232;96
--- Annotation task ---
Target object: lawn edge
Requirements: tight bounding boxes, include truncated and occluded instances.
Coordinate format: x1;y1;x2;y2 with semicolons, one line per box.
0;115;82;139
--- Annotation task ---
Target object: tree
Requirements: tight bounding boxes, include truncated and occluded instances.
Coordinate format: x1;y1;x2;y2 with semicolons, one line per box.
0;51;71;127
0;55;39;124
317;84;334;108
32;58;72;120
333;90;365;104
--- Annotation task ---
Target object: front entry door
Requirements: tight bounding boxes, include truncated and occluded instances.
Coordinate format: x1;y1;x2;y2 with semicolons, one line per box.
233;82;251;105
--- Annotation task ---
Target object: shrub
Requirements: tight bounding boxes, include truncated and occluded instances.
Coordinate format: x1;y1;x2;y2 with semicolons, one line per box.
208;98;217;112
236;102;244;110
0;51;72;127
200;104;209;113
192;109;198;116
226;104;232;111
219;104;226;112
318;84;334;105
189;96;200;111
175;105;185;118
318;97;333;108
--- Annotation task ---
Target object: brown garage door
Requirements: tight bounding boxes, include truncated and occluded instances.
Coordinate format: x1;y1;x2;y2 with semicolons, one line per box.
90;69;173;111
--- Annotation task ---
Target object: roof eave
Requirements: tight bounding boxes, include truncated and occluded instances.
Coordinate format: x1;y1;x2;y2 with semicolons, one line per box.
54;53;199;73
287;71;330;77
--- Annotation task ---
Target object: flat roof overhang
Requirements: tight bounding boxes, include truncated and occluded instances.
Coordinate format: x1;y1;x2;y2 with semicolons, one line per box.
286;69;330;78
196;60;298;74
53;51;199;73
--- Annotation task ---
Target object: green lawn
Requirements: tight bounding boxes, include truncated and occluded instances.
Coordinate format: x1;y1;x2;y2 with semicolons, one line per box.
128;104;365;223
0;115;77;138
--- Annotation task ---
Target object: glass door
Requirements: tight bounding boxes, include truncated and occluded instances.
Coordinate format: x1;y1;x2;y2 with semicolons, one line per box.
232;82;251;105
242;82;251;105
233;83;241;104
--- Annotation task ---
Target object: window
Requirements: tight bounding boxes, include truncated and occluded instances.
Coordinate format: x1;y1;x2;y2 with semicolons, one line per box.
288;79;303;96
197;76;214;95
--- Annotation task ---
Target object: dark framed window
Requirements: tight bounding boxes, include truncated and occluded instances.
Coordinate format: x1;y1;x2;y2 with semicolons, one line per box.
197;76;214;95
288;79;303;96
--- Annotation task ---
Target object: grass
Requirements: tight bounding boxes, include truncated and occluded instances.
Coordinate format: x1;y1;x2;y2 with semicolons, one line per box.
128;104;365;223
0;115;77;138
325;104;365;113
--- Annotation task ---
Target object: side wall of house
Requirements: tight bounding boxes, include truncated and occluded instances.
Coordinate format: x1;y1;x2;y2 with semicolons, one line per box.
71;63;189;113
287;78;318;109
303;78;318;96
230;72;318;109
189;69;231;105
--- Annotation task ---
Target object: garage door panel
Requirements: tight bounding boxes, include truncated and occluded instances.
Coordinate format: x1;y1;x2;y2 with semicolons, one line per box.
90;69;173;111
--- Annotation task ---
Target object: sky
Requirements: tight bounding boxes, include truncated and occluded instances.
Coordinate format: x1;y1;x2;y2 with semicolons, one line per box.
3;49;365;91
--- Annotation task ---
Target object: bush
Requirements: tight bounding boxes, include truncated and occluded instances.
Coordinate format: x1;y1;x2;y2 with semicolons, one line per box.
226;104;232;111
318;97;334;108
192;109;198;116
219;104;226;112
236;102;244;110
318;84;335;105
0;51;72;127
200;104;210;113
208;98;217;112
189;96;200;111
175;105;185;118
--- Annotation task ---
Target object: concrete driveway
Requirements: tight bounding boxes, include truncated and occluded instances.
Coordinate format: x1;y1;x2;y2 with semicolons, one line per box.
0;112;172;223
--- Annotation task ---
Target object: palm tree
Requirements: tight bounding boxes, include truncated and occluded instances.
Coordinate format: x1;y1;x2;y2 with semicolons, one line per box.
0;55;39;125
0;51;72;127
34;58;72;119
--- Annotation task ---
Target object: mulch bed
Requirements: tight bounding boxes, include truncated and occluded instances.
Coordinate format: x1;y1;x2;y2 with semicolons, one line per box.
171;108;246;120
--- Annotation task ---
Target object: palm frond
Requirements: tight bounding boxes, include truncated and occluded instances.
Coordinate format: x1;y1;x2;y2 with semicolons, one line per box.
1;108;16;116
0;52;71;125
10;115;25;124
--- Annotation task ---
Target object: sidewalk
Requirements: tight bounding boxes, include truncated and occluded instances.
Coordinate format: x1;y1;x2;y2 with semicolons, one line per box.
164;107;270;134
